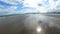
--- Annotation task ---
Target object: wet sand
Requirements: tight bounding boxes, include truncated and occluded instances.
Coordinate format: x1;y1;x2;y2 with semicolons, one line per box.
0;14;60;34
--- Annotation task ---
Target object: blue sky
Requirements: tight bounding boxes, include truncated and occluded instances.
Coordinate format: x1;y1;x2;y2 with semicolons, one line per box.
0;0;60;15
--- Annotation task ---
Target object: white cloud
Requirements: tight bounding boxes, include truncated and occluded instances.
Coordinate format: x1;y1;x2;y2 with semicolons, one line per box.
48;0;56;10
23;0;48;13
6;6;17;11
0;5;4;9
0;6;17;12
0;0;23;13
55;0;60;9
0;0;21;12
23;0;43;7
0;0;60;13
0;0;23;5
23;0;60;12
47;0;60;12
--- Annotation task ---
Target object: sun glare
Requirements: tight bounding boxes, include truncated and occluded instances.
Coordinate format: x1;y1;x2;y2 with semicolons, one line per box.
36;27;42;32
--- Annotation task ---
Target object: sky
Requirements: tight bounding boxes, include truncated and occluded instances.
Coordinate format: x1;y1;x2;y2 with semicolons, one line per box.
0;0;60;15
